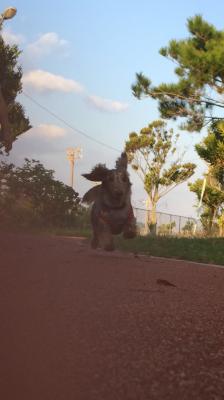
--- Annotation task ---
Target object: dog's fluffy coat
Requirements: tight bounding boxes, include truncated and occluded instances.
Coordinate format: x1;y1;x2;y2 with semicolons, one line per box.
82;152;136;251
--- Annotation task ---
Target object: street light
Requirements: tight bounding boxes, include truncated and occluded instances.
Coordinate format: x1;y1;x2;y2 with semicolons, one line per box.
66;147;83;189
0;7;17;26
2;7;17;19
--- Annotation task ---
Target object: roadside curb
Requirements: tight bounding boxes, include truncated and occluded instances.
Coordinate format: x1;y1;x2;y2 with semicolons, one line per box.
135;253;224;270
60;235;224;270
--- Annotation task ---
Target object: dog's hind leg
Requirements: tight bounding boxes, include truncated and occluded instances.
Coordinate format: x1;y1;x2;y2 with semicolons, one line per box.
91;228;99;249
91;235;99;249
123;212;137;239
123;225;136;239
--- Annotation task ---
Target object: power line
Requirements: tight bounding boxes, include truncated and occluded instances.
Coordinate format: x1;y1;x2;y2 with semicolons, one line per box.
22;91;120;153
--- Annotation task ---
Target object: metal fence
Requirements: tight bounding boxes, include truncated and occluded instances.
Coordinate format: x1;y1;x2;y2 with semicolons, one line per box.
133;207;202;237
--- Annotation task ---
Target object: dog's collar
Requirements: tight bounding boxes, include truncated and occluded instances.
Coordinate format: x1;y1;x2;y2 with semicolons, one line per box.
101;201;126;211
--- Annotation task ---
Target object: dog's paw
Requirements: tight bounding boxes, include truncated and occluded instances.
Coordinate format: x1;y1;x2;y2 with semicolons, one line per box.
104;243;115;251
123;230;136;239
91;237;99;249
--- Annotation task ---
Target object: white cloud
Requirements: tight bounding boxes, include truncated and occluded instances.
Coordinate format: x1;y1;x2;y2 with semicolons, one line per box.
36;124;67;138
23;69;84;93
23;124;66;139
2;28;25;45
87;95;129;113
1;30;128;116
26;32;68;58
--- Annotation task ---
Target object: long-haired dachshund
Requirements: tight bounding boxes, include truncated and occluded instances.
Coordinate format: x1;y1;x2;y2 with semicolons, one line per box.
82;152;136;251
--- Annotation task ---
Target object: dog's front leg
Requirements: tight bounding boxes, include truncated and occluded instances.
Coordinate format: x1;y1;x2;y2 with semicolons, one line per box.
123;215;137;239
99;221;114;251
91;228;99;249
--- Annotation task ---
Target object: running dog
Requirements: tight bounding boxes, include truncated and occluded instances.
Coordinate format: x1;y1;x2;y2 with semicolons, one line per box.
82;152;136;251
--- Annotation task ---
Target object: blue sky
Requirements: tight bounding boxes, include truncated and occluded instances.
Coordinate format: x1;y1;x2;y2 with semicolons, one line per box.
1;0;223;217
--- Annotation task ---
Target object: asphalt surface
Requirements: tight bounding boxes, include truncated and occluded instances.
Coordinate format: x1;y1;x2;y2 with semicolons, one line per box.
1;233;224;400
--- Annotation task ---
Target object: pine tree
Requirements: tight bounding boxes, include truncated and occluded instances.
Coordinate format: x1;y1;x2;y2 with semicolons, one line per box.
132;15;224;131
189;121;224;234
0;32;30;152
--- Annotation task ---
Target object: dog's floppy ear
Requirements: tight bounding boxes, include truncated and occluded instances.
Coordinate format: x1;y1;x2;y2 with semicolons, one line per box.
82;164;109;182
115;152;128;171
82;185;102;204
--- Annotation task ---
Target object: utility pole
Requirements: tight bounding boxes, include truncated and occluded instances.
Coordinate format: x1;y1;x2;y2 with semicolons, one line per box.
193;176;207;235
141;197;151;234
66;147;82;189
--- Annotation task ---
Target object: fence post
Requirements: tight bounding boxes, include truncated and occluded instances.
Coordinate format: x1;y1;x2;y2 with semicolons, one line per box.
179;216;181;235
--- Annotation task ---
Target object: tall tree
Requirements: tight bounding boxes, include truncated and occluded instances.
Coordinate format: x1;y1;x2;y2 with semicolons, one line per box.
125;120;196;233
195;121;224;183
0;32;30;152
189;121;224;234
132;15;224;132
0;159;81;227
189;177;224;234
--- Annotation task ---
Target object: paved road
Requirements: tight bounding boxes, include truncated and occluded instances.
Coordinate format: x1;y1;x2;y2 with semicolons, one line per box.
1;233;224;400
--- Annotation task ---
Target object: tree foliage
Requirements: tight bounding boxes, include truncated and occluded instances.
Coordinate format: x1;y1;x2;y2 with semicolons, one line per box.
125;120;196;230
182;220;194;235
189;177;223;235
0;32;30;152
189;178;224;213
132;15;224;131
196;121;224;184
0;159;82;228
189;121;224;234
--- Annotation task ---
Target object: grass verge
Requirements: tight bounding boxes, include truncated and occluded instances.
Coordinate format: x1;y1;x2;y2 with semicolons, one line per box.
0;224;91;239
115;235;224;266
2;224;223;266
